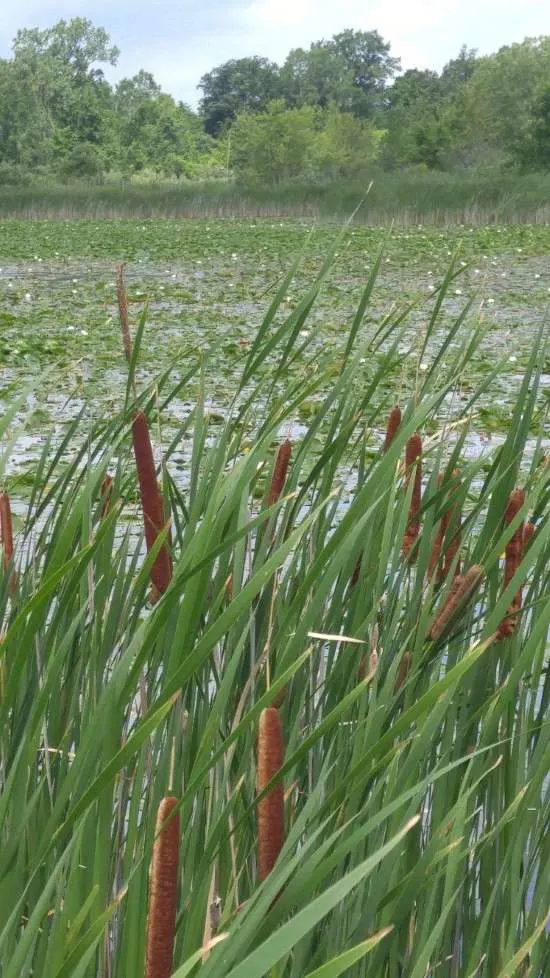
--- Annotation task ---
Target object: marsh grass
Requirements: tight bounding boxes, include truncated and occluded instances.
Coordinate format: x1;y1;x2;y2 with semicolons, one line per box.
0;236;549;978
2;169;550;223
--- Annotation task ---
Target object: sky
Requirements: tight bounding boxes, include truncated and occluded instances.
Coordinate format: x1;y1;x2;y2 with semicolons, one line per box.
1;0;550;107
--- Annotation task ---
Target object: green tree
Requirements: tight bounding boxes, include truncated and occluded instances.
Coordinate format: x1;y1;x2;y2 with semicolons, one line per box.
281;45;354;110
12;18;119;79
115;71;161;119
4;18;119;170
330;29;400;116
121;94;212;176
230;100;384;183
516;84;550;169
312;104;385;177
281;30;399;117
456;38;550;165
198;57;281;135
230;100;317;182
382;70;449;168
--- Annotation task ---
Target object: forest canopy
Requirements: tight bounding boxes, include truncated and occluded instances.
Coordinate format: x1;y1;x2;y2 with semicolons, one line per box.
1;18;549;184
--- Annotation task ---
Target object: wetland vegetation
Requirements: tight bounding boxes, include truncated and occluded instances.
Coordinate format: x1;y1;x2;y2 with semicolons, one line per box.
0;214;549;976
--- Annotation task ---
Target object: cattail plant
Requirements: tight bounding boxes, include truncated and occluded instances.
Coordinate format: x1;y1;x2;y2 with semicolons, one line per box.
383;405;402;453
523;520;535;549
145;796;180;978
497;489;526;640
430;565;485;641
257;707;285;881
132;412;172;603
0;493;14;571
402;433;422;560
266;439;292;508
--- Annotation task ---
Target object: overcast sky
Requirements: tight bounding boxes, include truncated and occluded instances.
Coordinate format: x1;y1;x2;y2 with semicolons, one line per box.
1;0;550;107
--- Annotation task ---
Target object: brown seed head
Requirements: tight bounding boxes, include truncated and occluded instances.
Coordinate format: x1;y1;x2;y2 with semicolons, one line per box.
383;406;402;453
257;707;285;881
403;433;422;560
0;493;14;570
266;439;292;508
132;412;172;598
145;796;180;978
430;565;485;641
523;522;535;548
497;489;526;640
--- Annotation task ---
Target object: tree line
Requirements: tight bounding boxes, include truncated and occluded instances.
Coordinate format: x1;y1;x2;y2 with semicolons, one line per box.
0;17;549;185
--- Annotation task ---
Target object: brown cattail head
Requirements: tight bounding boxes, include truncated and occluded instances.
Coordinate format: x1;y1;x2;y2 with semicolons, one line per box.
257;707;285;881
430;565;485;641
117;263;133;364
497;489;526;640
145;796;180;978
383;406;402;453
266;440;292;508
523;521;535;548
402;433;422;560
100;475;114;519
132;412;172;602
0;493;14;570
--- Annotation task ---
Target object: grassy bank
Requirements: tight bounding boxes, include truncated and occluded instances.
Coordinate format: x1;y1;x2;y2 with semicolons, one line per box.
0;236;549;976
1;168;550;223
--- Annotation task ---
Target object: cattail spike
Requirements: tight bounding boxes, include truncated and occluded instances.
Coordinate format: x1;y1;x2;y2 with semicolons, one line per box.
497;489;526;640
145;796;180;978
132;412;172;602
403;433;422;560
523;522;535;548
0;493;14;570
257;707;285;881
383;405;402;453
266;439;292;508
430;565;485;641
